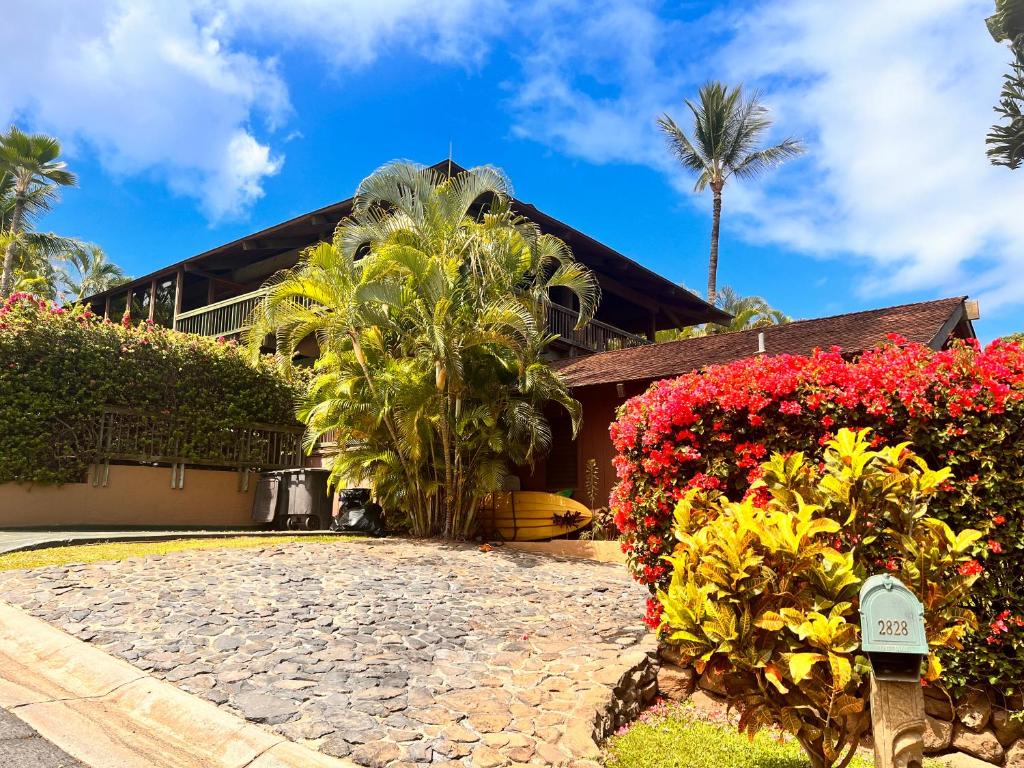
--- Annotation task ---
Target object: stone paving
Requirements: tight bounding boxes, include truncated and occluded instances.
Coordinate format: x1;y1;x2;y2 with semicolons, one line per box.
0;539;653;767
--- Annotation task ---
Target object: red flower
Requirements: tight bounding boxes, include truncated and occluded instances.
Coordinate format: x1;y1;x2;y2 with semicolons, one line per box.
958;559;984;577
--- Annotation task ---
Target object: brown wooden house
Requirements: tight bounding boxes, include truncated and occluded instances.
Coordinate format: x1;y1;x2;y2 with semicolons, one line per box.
81;160;727;357
541;297;978;506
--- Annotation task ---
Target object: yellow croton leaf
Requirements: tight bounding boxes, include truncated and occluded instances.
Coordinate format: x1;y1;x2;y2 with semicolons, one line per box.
828;653;853;689
765;662;790;694
789;652;825;684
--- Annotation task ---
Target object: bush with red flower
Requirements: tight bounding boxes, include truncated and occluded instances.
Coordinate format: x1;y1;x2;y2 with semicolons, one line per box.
610;336;1024;694
0;293;302;485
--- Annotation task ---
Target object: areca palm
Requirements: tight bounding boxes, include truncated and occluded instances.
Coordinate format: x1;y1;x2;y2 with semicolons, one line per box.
59;244;127;302
0;127;77;297
658;82;804;303
246;161;599;538
657;286;790;341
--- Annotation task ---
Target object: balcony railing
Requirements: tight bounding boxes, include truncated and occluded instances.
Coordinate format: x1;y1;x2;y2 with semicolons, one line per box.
174;287;268;337
546;302;649;353
174;287;650;353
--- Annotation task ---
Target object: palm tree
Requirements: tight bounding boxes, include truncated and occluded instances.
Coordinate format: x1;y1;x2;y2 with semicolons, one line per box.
59;244;127;302
0;127;77;297
657;285;790;341
246;162;600;538
658;83;804;303
987;0;1024;168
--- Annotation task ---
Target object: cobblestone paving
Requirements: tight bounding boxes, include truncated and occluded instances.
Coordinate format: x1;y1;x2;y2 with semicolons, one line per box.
0;539;650;767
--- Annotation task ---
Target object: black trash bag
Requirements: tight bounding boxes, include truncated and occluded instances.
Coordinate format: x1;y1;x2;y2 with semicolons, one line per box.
332;488;387;536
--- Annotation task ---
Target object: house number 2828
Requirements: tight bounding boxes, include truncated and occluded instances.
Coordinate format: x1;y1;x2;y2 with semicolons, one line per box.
877;619;909;636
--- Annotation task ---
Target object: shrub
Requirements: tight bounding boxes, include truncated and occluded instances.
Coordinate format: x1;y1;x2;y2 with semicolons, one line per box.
657;429;980;768
0;293;301;484
610;339;1024;694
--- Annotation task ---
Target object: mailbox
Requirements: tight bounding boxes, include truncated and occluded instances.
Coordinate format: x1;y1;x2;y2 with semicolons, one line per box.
859;574;928;682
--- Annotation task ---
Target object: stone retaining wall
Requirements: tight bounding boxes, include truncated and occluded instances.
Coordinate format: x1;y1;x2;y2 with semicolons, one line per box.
655;644;1024;768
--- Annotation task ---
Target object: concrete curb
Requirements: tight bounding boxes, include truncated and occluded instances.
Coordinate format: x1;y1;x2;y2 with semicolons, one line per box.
0;529;349;556
0;600;357;768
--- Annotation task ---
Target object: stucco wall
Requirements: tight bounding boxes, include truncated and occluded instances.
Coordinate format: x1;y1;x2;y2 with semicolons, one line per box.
0;465;257;528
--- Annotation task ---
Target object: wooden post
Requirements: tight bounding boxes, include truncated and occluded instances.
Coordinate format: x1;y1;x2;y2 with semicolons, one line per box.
647;311;657;342
104;295;111;321
870;677;925;768
148;279;157;323
172;268;184;330
207;278;216;304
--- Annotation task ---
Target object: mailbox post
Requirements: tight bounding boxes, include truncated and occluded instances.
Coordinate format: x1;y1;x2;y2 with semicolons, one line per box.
859;574;929;768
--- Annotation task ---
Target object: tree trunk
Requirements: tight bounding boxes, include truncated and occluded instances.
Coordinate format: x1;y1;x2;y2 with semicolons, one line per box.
707;186;723;305
1;191;27;298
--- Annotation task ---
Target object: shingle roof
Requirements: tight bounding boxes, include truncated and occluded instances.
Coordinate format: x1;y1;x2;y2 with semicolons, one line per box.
555;297;971;388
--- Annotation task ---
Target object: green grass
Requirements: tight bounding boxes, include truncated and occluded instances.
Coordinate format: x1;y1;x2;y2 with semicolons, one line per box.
0;534;357;571
603;703;944;768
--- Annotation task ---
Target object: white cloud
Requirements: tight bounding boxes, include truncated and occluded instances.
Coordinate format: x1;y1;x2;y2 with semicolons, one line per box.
506;0;1024;313
0;0;505;220
0;0;289;220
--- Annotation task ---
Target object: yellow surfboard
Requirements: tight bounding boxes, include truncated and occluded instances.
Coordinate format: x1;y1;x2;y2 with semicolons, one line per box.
482;491;593;542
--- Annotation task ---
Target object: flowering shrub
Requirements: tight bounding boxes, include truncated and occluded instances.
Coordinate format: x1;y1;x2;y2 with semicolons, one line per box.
658;429;981;768
611;337;1024;693
0;293;301;484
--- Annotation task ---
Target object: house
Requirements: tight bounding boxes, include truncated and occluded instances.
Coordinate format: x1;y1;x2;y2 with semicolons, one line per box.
81;161;727;359
538;297;978;506
79;160;979;517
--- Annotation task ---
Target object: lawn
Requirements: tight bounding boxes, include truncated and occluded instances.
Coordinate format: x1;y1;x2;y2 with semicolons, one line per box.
0;535;354;571
603;702;942;768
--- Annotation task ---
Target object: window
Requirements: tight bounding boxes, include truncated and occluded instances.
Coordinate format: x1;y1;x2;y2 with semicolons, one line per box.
130;286;151;320
153;278;176;327
109;292;127;320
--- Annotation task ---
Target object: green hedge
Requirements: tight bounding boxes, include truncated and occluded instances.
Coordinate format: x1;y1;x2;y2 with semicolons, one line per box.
0;293;301;484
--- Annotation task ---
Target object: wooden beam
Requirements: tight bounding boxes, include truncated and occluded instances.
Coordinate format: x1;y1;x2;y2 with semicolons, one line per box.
241;235;312;251
172;268;184;329
104;295;111;321
148;279;157;323
183;263;248;290
596;273;659;313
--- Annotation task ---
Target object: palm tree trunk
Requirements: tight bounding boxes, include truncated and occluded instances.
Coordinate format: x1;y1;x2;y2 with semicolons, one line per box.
707;186;723;305
1;191;27;298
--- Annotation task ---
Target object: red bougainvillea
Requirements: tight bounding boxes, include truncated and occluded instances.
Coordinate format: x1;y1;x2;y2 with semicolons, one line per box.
610;337;1024;692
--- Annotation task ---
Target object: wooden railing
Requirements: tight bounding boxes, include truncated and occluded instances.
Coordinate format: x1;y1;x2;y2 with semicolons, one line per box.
546;302;649;352
174;287;650;354
174;288;269;337
95;407;304;470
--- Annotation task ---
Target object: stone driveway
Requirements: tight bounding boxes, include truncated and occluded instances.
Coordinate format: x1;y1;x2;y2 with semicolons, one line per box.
0;539;654;767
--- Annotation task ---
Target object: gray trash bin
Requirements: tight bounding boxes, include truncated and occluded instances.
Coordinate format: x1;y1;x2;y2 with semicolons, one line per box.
252;468;333;530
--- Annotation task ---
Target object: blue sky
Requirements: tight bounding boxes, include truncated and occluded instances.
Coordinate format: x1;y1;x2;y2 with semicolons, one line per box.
2;0;1021;339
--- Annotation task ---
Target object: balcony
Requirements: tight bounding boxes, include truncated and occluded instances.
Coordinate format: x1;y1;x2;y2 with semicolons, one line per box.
174;287;650;353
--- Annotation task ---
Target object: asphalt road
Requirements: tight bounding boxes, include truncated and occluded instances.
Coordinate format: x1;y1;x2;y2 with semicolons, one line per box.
0;708;83;767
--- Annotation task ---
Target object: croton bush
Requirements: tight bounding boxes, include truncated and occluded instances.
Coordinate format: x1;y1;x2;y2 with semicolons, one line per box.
658;429;980;768
0;293;301;485
610;337;1024;694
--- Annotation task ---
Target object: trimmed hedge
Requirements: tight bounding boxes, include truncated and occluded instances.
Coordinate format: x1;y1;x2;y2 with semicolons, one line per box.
610;337;1024;694
0;293;301;484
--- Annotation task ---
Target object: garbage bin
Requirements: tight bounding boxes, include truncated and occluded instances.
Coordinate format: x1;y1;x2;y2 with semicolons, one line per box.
252;468;333;530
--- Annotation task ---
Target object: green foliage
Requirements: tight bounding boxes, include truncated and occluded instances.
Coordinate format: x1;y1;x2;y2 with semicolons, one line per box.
657;429;981;768
657;286;790;341
604;702;883;768
246;161;598;539
987;0;1024;168
0;294;300;485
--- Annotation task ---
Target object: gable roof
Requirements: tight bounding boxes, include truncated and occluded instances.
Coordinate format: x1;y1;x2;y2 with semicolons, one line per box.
554;297;974;388
82;160;728;326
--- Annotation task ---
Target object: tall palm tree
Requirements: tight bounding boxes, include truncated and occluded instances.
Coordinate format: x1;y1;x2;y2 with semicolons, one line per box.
59;244;127;302
246;162;600;539
658;83;804;303
0;127;77;297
